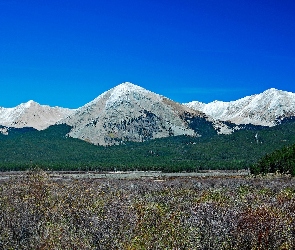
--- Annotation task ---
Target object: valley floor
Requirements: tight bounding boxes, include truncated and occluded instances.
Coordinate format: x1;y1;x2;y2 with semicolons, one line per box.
0;169;249;181
0;170;294;249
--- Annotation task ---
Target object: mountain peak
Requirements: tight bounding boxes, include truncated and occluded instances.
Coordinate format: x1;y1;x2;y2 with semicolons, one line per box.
0;100;74;131
111;82;147;94
185;88;295;126
117;81;138;87
22;100;39;108
268;87;279;91
103;82;159;109
62;82;201;145
13;100;40;111
262;88;281;95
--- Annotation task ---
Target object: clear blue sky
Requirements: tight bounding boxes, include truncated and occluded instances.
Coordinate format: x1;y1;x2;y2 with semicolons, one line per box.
0;0;294;108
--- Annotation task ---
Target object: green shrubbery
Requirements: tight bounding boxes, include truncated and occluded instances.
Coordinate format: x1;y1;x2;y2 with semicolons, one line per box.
251;144;295;176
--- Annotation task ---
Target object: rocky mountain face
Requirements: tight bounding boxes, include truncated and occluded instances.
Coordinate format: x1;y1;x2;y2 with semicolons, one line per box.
1;84;295;145
0;100;74;130
61;82;208;145
185;88;295;127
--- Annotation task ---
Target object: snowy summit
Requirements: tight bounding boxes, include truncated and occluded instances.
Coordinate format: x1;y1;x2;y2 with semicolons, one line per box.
185;88;295;126
1;83;295;145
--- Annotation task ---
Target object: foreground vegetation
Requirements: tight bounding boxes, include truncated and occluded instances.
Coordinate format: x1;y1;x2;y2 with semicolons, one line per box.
1;121;295;171
1;170;295;249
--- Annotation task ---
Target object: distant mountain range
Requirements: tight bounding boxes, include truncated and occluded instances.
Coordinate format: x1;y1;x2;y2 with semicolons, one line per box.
185;88;295;126
0;100;74;130
1;82;295;145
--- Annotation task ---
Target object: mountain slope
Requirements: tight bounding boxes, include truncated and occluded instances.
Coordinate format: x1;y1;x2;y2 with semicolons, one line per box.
1;121;295;171
1;85;295;144
185;88;295;126
0;100;74;130
61;82;210;145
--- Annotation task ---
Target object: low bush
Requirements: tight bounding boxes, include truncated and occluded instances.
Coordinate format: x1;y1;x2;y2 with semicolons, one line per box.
1;170;295;249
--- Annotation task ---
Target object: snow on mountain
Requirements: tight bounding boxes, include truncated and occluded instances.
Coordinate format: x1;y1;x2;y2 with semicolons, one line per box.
2;84;294;144
0;100;74;130
61;82;206;145
185;88;295;126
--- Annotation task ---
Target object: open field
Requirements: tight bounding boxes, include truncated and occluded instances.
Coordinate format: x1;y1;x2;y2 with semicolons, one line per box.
0;169;250;181
1;170;295;249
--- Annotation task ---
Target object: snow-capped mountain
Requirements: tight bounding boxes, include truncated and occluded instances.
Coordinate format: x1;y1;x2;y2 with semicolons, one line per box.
0;100;74;130
61;82;207;145
185;88;295;126
1;83;295;145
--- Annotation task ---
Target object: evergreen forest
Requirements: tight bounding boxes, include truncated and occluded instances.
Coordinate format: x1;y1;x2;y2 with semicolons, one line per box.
1;122;295;172
251;143;295;175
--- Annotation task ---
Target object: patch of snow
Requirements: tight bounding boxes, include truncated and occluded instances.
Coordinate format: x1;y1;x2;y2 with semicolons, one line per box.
0;100;75;130
184;88;295;126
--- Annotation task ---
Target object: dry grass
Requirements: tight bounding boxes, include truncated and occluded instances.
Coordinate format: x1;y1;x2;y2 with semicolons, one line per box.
0;170;294;249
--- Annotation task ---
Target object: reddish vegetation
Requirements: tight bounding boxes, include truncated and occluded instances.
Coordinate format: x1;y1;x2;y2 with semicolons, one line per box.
0;170;294;249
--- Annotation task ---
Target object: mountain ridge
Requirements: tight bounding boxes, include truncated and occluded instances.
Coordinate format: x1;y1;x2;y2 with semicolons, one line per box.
185;88;295;126
0;100;74;130
1;83;295;145
60;82;208;145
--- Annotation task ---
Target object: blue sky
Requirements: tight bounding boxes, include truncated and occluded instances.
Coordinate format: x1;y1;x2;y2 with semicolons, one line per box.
0;0;294;108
